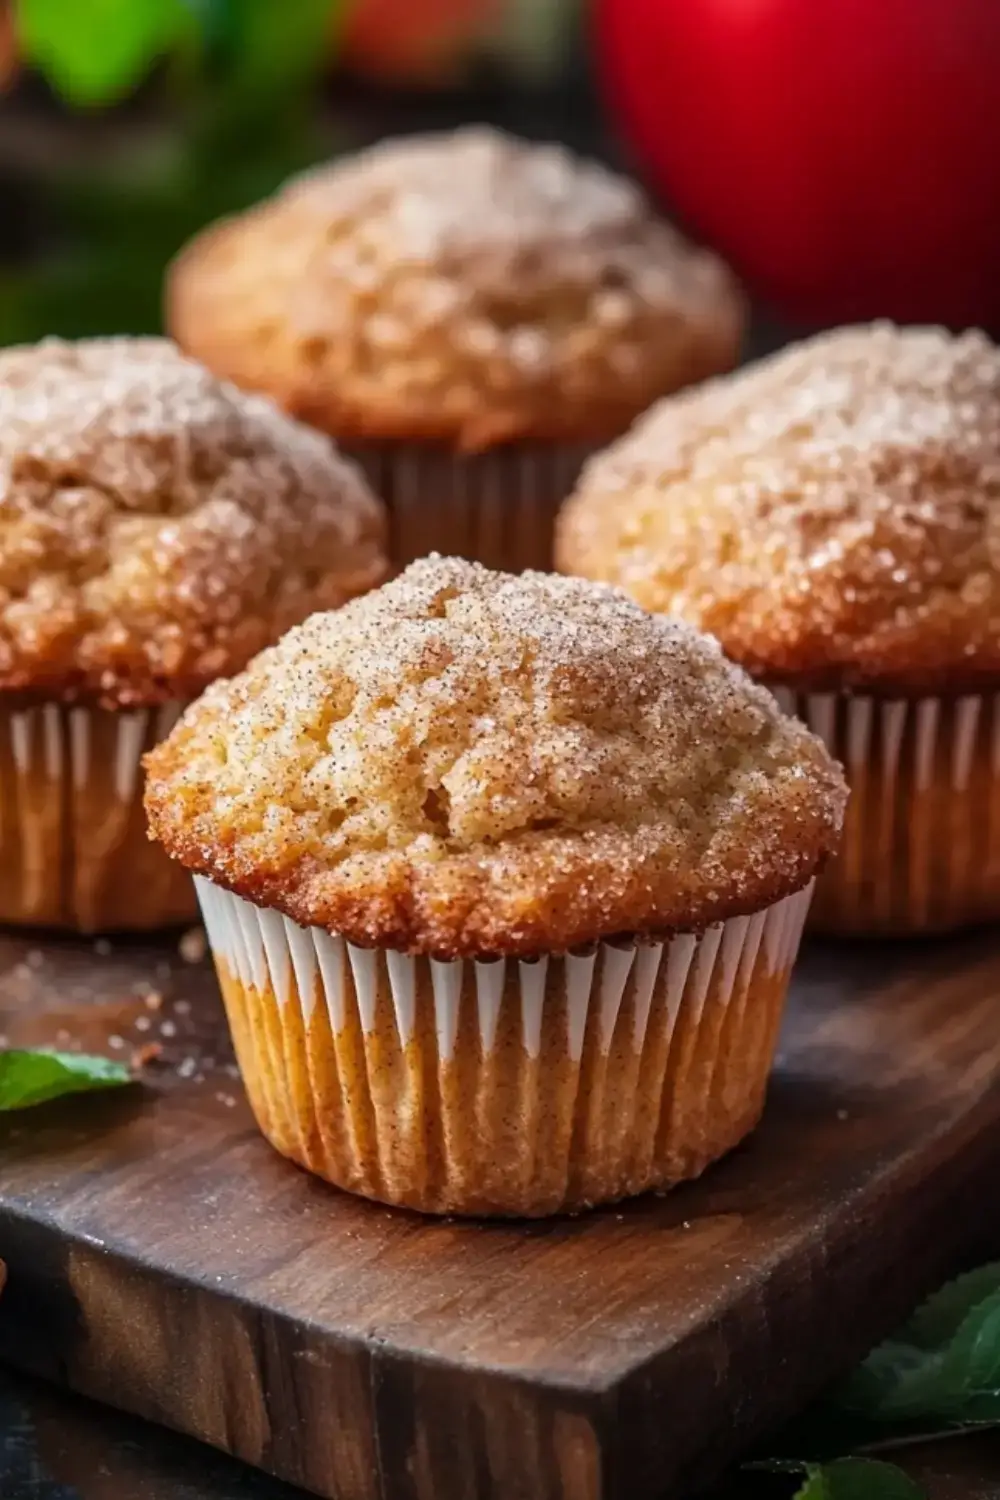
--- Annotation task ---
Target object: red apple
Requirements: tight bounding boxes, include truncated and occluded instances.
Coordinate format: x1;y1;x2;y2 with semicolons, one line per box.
597;0;1000;327
338;0;501;84
0;4;17;90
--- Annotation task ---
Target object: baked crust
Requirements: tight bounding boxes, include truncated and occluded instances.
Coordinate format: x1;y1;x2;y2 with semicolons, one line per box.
166;128;744;452
145;556;846;958
0;337;388;707
557;324;1000;697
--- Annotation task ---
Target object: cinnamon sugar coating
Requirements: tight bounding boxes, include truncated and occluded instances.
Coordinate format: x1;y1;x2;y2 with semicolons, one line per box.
558;324;1000;696
145;556;845;957
0;337;388;706
166;127;744;452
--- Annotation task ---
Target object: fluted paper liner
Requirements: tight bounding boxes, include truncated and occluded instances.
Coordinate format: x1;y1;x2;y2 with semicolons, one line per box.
0;702;196;932
347;441;592;573
196;877;813;1217
771;689;1000;935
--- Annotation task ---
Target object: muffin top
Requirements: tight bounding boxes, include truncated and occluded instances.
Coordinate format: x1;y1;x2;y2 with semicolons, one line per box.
0;337;387;707
557;324;1000;696
145;556;845;958
166;127;744;452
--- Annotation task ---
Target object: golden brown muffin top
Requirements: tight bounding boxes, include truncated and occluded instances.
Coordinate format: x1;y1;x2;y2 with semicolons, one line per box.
0;337;388;707
145;555;845;958
166;127;744;451
557;324;1000;697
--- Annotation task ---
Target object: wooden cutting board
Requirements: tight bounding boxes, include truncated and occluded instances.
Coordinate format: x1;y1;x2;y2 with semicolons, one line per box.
1;929;1000;1500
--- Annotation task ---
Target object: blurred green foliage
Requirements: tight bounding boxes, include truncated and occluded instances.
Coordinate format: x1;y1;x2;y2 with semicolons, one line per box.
18;0;194;105
16;0;342;106
1;0;345;344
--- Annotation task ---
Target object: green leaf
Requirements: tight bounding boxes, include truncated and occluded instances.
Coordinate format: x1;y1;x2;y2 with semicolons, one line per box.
902;1264;1000;1350
793;1459;927;1500
0;1050;132;1110
831;1266;1000;1430
891;1300;1000;1420
837;1342;928;1416
16;0;192;105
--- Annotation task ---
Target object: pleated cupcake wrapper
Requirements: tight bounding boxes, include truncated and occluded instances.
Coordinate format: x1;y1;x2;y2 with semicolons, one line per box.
771;687;1000;934
0;701;196;932
346;441;593;574
196;876;813;1216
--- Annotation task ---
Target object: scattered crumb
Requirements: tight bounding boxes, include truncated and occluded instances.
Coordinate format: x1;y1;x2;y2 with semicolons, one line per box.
160;1020;177;1039
682;1221;691;1230
93;938;112;957
177;1055;197;1079
144;991;163;1012
179;927;207;964
215;1092;237;1108
132;1042;163;1068
837;1109;850;1121
107;1035;124;1051
134;1015;151;1033
174;999;191;1017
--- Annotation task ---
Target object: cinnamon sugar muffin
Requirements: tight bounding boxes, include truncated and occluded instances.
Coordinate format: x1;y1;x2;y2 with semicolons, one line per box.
145;556;845;1217
0;336;387;933
557;323;1000;935
166;127;744;572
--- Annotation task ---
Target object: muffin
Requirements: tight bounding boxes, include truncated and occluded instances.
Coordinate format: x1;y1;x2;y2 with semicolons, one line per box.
557;323;1000;936
166;127;744;573
0;336;387;933
145;556;845;1217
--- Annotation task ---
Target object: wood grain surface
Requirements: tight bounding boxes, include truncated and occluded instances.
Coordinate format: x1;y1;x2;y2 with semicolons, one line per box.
4;1366;999;1500
1;930;999;1500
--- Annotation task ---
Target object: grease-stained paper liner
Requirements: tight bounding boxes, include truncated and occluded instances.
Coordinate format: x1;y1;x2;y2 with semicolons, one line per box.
347;441;593;574
196;877;813;1217
771;689;1000;935
0;702;196;933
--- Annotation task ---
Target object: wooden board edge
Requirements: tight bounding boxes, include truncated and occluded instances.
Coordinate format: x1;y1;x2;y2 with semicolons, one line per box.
0;1206;612;1500
611;1111;1000;1498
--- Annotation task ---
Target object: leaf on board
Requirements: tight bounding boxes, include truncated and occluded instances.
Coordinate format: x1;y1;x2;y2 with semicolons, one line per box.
0;1049;133;1111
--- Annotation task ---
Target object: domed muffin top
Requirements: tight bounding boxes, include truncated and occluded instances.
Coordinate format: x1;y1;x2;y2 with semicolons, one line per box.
167;127;744;451
145;555;845;958
0;337;387;706
558;324;1000;696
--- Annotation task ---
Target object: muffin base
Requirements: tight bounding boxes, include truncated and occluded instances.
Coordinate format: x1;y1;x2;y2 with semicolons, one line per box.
346;441;593;573
196;878;812;1217
0;702;196;933
772;689;1000;936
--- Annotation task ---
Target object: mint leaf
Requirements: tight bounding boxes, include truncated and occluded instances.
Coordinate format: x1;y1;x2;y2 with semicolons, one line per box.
0;1050;132;1110
16;0;192;105
881;1290;1000;1416
793;1460;926;1500
903;1264;1000;1350
833;1266;1000;1430
838;1342;929;1416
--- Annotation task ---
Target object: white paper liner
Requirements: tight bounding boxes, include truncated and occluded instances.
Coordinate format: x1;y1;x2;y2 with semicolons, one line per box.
770;688;1000;933
196;876;814;1216
347;441;593;573
0;702;193;932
